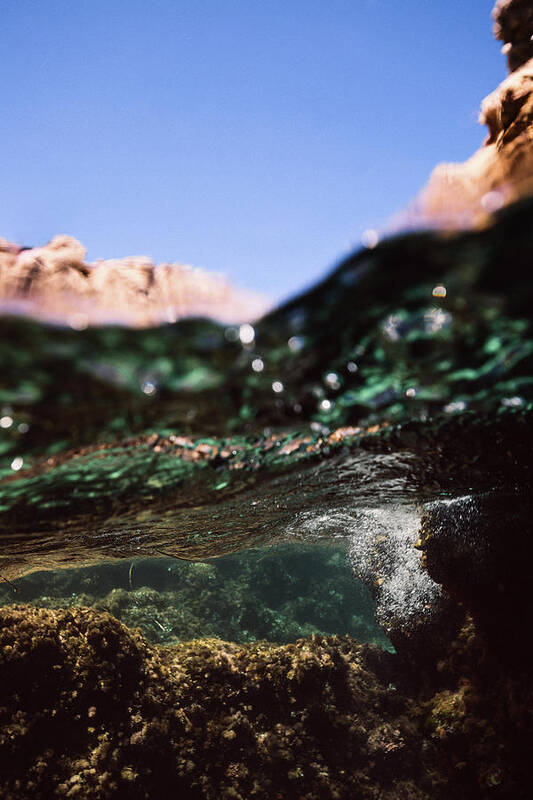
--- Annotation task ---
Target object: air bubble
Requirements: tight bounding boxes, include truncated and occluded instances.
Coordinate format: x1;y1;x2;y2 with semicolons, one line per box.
239;324;255;345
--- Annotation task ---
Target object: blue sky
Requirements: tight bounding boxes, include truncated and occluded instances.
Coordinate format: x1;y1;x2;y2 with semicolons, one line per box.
1;1;502;301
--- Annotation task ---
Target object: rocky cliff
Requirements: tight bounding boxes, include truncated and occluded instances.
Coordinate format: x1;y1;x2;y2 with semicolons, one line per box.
416;0;533;228
0;234;269;327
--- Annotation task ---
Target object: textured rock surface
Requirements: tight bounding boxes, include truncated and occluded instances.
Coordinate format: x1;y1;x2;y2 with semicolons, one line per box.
419;491;533;658
417;57;533;226
1;606;532;799
0;606;424;800
0;234;269;327
494;0;533;72
412;1;533;228
1;3;533;794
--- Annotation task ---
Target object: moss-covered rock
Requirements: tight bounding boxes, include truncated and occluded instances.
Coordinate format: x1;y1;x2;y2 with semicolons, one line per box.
2;605;532;799
0;606;426;800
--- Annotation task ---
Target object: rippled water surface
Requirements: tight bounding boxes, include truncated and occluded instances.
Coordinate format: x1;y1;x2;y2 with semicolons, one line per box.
1;198;532;641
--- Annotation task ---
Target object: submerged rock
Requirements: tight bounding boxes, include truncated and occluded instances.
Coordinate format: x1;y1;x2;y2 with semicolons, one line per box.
419;491;533;658
0;606;421;800
1;606;532;799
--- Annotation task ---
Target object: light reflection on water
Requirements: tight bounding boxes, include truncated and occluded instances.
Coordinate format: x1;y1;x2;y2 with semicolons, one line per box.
0;446;438;649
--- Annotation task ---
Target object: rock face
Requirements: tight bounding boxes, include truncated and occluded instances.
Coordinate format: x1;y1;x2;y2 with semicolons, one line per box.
0;606;422;800
420;491;533;658
413;1;533;229
1;605;532;799
494;0;533;72
0;235;269;327
418;58;533;226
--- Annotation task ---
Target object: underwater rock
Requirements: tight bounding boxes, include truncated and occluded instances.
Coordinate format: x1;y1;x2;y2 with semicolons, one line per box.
0;234;269;327
1;605;532;799
0;606;426;800
1;4;533;791
424;617;533;799
419;491;533;658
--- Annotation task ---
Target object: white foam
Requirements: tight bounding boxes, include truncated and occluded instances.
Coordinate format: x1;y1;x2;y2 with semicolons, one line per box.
286;503;440;630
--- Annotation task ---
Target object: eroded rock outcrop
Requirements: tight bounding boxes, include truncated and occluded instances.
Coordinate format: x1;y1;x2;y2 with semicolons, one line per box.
494;0;533;72
1;605;532;799
0;235;269;327
0;606;426;800
413;1;533;228
1;2;533;796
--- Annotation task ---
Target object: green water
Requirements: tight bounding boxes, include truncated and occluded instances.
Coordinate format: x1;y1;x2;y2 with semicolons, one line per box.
1;196;533;644
0;545;391;649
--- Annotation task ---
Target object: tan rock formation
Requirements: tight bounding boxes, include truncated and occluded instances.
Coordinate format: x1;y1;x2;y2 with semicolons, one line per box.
411;1;533;230
494;0;533;73
0;235;269;327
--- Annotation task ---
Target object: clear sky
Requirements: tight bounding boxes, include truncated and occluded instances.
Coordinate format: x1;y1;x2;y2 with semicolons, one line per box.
1;1;503;302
